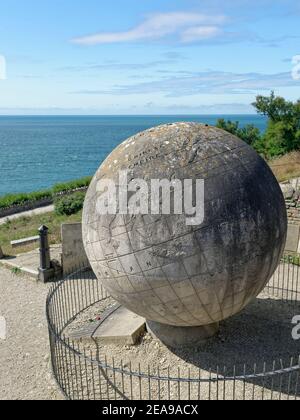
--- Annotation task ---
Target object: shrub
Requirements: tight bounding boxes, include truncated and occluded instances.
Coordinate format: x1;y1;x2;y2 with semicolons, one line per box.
54;192;85;216
216;119;262;147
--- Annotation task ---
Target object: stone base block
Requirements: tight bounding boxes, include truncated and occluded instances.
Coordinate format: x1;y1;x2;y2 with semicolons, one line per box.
38;267;55;283
147;320;219;348
69;305;146;346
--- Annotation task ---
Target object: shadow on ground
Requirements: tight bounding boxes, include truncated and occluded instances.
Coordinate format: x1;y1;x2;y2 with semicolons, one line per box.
167;296;300;397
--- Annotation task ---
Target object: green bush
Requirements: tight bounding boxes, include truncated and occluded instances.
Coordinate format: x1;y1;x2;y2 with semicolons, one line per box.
52;176;92;194
216;119;261;147
54;192;85;216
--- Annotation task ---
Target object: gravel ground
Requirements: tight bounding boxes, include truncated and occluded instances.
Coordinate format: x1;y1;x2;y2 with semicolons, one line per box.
1;261;299;400
64;288;300;400
0;267;62;400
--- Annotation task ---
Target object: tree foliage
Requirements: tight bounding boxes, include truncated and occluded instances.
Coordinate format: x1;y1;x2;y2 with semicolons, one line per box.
216;119;261;146
216;92;300;159
54;192;85;216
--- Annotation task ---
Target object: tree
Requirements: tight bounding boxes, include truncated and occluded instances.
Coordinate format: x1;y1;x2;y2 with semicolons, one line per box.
253;92;300;158
252;91;297;123
216;93;300;159
216;119;261;147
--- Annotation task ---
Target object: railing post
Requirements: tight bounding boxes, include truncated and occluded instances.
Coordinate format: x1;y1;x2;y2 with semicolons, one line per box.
38;225;54;283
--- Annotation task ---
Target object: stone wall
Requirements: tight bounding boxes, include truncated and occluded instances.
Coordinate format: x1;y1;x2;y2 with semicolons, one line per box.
0;198;53;218
280;178;300;225
61;223;90;275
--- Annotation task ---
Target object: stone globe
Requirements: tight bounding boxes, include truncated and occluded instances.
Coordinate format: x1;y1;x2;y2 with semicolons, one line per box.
82;123;287;347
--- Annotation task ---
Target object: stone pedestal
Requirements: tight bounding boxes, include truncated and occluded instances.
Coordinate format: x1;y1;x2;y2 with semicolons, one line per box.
69;305;146;346
38;267;55;283
147;320;219;348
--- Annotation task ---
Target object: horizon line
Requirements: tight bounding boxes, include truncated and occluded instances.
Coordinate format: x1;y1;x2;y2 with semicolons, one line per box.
0;113;261;117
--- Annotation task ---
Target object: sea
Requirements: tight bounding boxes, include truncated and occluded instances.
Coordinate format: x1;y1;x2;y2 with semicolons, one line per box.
0;115;267;196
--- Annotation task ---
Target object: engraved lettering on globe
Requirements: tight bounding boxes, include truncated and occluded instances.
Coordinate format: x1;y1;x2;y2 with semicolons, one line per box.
82;123;287;328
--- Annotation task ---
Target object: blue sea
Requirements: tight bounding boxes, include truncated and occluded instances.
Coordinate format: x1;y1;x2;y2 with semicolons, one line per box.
0;115;267;196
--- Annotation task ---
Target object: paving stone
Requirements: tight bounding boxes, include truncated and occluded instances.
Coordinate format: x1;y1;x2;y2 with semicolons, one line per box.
69;305;146;346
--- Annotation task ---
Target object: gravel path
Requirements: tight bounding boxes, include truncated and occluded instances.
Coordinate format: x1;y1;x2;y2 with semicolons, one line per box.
0;267;62;400
0;205;54;226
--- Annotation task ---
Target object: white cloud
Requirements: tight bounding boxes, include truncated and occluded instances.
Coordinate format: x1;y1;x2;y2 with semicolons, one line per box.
71;70;299;97
72;12;226;45
181;26;223;43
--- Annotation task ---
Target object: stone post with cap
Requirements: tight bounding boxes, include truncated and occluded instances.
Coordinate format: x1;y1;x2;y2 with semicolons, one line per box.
38;225;54;283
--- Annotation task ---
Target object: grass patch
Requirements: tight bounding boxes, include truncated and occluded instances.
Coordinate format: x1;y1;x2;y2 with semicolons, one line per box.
283;254;300;266
52;176;92;194
268;151;300;182
0;210;82;256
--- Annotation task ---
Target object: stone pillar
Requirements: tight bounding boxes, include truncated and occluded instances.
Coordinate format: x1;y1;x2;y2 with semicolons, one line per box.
38;225;54;283
0;246;3;259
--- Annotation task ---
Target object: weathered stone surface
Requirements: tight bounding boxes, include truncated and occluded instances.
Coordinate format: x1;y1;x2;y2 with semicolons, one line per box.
147;320;219;348
280;183;295;200
285;224;300;253
83;123;287;329
281;179;300;225
61;223;89;274
69;305;146;345
11;235;39;249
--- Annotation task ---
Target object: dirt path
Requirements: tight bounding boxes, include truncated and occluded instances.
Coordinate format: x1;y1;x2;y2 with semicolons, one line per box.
0;267;62;400
0;205;54;226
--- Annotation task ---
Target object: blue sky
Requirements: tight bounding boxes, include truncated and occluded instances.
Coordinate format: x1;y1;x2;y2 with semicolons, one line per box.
0;0;300;114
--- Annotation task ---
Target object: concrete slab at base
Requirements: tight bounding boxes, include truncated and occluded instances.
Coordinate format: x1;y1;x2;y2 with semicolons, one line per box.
0;245;62;280
69;305;146;346
147;320;220;348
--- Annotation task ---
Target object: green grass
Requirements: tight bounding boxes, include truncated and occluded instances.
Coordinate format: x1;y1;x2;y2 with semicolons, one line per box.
52;176;92;194
0;189;52;209
283;254;300;266
0;210;82;256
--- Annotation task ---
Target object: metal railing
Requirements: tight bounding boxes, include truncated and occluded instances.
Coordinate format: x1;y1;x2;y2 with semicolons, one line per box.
46;256;300;400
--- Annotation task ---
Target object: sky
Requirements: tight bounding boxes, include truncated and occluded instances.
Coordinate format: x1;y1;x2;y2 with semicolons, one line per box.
0;0;300;115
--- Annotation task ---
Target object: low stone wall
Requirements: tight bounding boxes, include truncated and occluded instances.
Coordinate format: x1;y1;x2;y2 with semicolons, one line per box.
61;222;89;275
280;178;300;225
286;198;300;224
0;198;53;218
0;187;88;219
